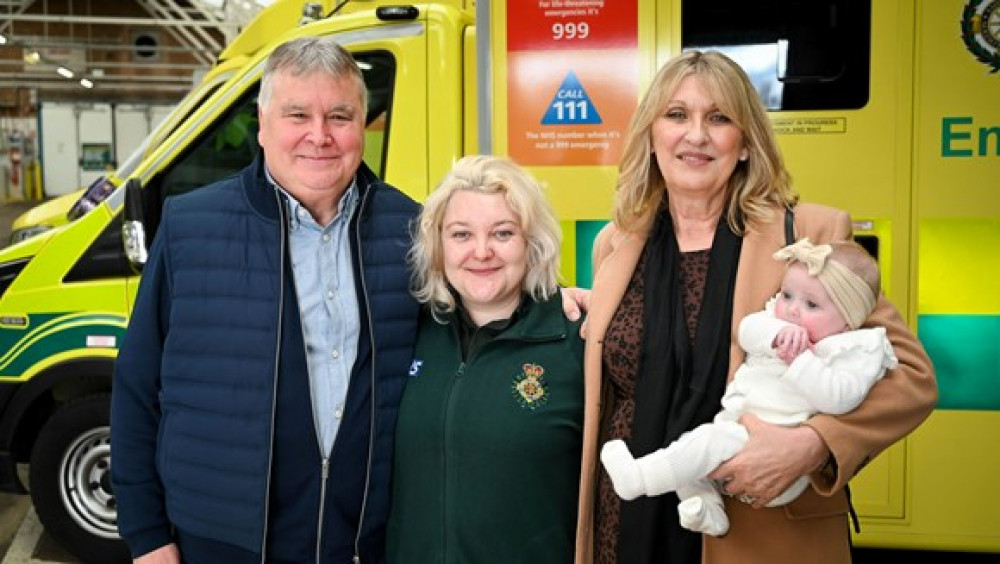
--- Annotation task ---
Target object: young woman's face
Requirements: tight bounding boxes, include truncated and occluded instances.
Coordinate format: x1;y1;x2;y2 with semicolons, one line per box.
441;190;528;322
774;263;850;343
651;75;746;199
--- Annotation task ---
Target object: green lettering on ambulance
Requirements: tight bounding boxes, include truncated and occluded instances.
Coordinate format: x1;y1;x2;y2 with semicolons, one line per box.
942;117;973;157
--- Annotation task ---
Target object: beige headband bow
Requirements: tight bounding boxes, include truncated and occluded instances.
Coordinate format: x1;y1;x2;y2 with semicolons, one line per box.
773;238;876;330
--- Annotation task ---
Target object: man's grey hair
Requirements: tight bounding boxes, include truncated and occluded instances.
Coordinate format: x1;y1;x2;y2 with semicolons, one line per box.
258;37;368;116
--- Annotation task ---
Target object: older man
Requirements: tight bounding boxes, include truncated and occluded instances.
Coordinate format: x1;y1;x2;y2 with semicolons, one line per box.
111;37;420;563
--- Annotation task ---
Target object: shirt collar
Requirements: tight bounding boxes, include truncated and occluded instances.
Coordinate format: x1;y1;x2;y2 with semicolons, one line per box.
264;166;358;230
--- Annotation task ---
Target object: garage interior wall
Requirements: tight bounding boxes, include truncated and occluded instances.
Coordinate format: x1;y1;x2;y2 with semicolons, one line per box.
39;101;173;196
0;0;263;202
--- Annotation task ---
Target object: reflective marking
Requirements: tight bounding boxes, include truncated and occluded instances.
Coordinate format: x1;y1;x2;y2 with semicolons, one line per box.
86;336;117;348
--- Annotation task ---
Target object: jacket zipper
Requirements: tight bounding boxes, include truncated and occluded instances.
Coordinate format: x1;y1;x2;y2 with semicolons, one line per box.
352;183;376;564
438;322;486;559
316;457;330;563
259;191;288;562
442;354;466;558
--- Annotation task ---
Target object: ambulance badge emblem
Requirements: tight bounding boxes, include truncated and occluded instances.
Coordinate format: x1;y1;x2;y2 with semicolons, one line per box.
962;0;1000;73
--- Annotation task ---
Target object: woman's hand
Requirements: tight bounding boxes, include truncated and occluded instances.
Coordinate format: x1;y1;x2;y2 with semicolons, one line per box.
708;414;829;509
559;286;591;336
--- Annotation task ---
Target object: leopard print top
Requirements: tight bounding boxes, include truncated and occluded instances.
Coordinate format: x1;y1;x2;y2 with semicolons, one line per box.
594;248;710;563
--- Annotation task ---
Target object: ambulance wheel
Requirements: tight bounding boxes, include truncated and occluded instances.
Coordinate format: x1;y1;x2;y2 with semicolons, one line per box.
29;395;130;564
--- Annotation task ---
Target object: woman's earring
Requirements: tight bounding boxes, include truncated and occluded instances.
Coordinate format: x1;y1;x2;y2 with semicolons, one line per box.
739;150;749;162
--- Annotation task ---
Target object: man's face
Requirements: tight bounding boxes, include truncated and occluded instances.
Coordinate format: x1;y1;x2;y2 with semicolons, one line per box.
257;69;365;205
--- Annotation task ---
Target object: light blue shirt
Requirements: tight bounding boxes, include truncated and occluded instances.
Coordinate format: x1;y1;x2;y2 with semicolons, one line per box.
268;170;360;456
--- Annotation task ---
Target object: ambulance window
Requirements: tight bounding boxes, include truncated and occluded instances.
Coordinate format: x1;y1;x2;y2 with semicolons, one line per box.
156;90;260;201
356;51;395;178
854;234;879;262
117;81;226;181
682;0;870;111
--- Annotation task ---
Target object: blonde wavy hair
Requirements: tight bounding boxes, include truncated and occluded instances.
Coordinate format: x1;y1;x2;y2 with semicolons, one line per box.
409;155;562;320
614;50;798;234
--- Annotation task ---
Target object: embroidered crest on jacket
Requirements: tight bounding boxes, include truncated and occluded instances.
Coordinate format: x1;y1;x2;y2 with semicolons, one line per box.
512;363;549;410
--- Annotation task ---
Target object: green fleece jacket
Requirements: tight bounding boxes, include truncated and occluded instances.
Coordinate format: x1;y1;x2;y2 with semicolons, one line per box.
387;293;585;563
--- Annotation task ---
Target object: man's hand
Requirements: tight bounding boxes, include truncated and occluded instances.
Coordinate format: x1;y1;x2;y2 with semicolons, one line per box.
708;414;828;508
135;543;181;564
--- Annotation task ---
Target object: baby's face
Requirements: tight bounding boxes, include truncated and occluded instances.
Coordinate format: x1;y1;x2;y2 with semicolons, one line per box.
774;263;850;343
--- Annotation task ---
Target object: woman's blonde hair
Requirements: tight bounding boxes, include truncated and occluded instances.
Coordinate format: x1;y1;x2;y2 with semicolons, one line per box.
409;155;562;320
614;50;798;234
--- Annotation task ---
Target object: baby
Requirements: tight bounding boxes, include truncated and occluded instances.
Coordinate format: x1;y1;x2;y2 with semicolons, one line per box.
600;238;897;536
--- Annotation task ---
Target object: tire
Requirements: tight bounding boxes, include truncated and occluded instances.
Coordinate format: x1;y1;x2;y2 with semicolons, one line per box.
29;395;130;564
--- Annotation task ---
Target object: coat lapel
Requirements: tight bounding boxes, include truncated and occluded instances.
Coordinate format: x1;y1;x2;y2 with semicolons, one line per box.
586;228;645;345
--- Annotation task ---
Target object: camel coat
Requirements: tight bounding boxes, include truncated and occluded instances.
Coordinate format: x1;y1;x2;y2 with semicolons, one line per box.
573;203;937;563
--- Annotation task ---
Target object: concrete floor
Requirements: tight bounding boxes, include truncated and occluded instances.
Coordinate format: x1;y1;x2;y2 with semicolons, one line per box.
0;494;32;560
0;500;80;564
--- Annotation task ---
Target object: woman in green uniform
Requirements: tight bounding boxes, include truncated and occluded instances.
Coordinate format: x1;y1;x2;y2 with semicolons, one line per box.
387;155;585;563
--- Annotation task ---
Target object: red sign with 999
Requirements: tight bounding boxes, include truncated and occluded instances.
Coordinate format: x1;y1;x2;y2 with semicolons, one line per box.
506;0;638;52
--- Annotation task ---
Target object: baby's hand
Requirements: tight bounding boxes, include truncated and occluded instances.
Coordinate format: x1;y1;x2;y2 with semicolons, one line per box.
773;326;810;364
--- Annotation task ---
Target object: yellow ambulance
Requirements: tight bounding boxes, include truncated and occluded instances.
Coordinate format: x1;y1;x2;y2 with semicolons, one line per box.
0;1;996;561
6;0;337;246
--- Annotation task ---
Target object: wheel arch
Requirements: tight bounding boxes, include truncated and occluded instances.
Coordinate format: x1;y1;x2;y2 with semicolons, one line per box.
0;357;115;491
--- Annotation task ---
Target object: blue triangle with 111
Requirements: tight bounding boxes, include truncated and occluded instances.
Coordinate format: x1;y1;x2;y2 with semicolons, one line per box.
542;70;603;125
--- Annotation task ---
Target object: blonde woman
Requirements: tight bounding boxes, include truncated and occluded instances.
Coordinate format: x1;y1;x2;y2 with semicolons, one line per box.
388;155;585;563
575;50;936;564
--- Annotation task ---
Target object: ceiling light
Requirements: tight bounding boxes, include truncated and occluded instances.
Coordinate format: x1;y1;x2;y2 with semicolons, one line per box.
0;34;8;45
57;66;74;78
80;78;94;88
24;51;41;64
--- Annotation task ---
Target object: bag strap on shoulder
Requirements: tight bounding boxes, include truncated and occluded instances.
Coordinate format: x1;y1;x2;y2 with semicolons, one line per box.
784;205;796;246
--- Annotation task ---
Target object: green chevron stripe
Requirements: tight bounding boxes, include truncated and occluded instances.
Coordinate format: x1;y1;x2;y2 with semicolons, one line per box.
1;312;125;364
0;312;62;359
918;314;1000;410
0;313;126;378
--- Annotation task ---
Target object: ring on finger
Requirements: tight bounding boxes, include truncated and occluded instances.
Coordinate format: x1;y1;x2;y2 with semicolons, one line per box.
738;493;756;505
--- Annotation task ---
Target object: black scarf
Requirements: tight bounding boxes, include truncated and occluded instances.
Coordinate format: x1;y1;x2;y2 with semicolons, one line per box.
617;208;742;564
